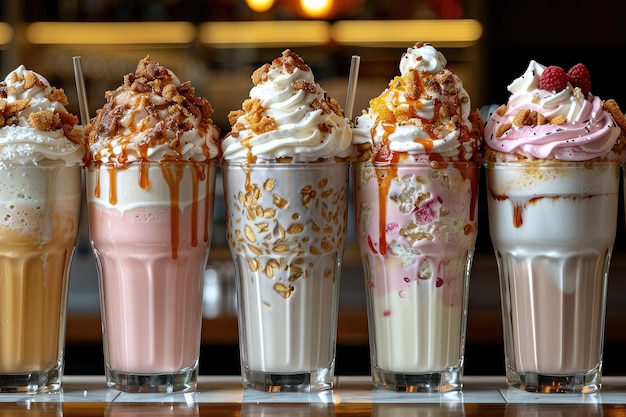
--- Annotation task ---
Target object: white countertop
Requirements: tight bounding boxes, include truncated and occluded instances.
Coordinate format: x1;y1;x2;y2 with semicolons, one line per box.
2;376;626;404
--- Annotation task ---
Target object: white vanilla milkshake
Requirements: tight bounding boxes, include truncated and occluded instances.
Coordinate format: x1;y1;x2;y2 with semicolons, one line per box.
222;50;352;392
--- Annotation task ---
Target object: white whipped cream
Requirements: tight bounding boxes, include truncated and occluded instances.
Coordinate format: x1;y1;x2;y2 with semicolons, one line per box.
88;57;221;165
0;65;84;166
352;43;477;162
399;43;447;75
222;50;352;162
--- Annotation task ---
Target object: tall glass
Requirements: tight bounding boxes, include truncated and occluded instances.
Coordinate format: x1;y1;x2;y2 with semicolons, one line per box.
223;161;349;392
87;160;216;392
353;161;479;392
0;163;81;393
486;161;618;393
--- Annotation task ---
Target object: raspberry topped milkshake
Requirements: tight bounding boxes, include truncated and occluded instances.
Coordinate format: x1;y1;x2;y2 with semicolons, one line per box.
484;60;625;393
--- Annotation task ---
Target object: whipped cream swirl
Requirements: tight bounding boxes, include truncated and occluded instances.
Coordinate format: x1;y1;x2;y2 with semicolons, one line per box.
484;60;621;161
352;43;480;162
0;65;84;165
222;49;352;163
87;56;221;165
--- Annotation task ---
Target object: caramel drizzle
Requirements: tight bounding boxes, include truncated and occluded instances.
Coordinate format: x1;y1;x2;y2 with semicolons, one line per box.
108;167;117;206
200;164;210;244
369;96;479;252
95;161;209;261
458;162;478;222
488;190;596;228
160;162;185;259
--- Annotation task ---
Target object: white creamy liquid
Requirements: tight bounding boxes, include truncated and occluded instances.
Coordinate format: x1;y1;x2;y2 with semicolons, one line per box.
487;162;618;375
235;252;340;372
223;162;349;374
370;275;464;373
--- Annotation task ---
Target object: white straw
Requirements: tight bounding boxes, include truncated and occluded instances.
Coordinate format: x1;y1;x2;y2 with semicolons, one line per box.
72;56;90;126
344;55;361;122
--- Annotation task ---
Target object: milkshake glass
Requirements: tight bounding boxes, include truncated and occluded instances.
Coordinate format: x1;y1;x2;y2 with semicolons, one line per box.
223;161;349;392
486;161;618;393
0;162;81;392
0;63;84;393
87;160;216;392
353;161;478;392
84;55;222;392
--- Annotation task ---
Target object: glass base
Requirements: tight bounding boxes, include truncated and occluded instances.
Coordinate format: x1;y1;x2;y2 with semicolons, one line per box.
506;368;602;394
0;362;63;393
106;364;198;393
242;368;334;392
372;368;462;393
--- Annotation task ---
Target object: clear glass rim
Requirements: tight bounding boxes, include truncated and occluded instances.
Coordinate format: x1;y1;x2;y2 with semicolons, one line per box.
483;160;620;168
85;160;218;170
352;160;479;168
221;160;349;168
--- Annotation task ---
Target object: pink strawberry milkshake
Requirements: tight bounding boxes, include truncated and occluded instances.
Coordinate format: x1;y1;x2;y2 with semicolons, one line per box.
351;42;483;392
85;56;221;392
484;60;625;393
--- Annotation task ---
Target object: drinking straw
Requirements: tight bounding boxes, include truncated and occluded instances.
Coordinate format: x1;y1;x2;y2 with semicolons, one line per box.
72;56;90;126
344;55;361;122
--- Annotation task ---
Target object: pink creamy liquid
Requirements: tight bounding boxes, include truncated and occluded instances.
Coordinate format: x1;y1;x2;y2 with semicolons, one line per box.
354;162;478;373
500;249;607;374
88;163;214;374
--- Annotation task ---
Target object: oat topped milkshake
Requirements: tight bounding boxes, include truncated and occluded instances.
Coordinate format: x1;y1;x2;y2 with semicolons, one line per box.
222;49;351;392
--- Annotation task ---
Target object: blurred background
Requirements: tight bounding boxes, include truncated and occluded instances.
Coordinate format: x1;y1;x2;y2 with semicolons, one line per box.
2;0;626;377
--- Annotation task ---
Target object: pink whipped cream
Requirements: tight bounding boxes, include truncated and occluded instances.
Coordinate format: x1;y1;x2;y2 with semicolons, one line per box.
484;60;622;161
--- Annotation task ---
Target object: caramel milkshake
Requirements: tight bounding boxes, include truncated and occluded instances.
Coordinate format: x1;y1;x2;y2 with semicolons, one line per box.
0;65;84;392
484;60;625;393
85;56;221;392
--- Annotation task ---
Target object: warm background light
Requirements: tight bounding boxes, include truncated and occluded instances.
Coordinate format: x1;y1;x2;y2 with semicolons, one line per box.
300;0;332;18
245;0;275;13
199;21;330;47
331;19;483;47
25;22;196;45
0;23;13;46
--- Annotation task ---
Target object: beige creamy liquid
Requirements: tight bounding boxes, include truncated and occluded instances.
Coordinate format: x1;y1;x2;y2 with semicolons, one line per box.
487;162;618;376
0;187;79;373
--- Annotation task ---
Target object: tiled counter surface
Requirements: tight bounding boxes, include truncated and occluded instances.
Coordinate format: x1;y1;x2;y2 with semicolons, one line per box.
2;375;626;404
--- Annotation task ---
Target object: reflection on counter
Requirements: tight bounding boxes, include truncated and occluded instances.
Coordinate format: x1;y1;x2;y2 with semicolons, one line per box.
105;402;200;417
240;402;335;417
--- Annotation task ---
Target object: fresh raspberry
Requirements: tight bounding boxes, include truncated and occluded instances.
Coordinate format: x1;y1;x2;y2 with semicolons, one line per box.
538;66;568;93
567;63;591;96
